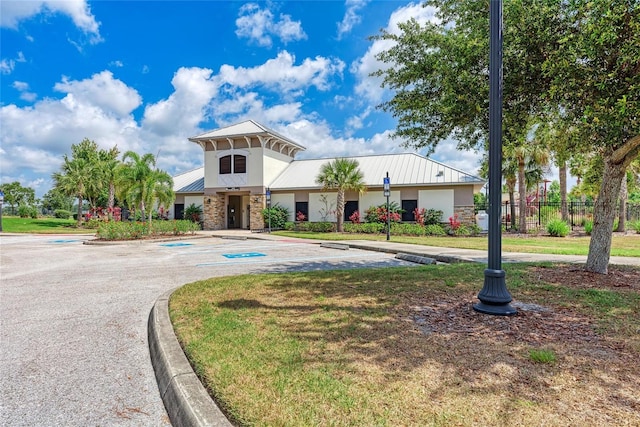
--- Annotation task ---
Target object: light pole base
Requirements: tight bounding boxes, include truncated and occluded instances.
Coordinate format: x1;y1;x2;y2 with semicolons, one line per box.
473;301;517;316
473;268;517;316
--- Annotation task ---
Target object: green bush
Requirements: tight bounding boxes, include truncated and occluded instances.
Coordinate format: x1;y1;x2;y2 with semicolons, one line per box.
84;219;102;229
423;209;443;225
344;222;385;234
18;205;38;218
96;220;199;240
629;220;640;234
390;222;425;236
307;222;335;232
54;209;72;219
546;218;570;237
584;220;593;235
262;204;290;229
424;224;446;235
184;203;203;223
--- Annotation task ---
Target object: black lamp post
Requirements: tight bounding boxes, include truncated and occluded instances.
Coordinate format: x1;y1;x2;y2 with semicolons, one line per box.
473;0;516;316
266;188;271;233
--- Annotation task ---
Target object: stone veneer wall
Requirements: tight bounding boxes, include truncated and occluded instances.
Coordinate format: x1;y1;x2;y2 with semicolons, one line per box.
454;205;476;226
203;194;225;230
250;195;265;231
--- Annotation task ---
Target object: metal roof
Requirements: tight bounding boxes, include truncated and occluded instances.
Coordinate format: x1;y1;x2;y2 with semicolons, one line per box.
268;153;485;190
173;167;205;193
188;120;306;152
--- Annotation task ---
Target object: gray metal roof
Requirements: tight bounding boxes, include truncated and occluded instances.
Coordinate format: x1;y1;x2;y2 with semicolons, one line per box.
269;153;484;190
173;167;204;193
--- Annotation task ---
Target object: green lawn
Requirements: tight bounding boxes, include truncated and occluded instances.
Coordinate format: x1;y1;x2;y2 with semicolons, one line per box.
171;263;640;426
0;216;96;234
273;231;640;257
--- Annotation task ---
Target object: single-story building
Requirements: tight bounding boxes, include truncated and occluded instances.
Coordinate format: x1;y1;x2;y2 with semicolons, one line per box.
171;120;485;230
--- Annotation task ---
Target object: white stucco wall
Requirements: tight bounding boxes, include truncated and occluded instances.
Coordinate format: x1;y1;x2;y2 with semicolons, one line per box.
419;189;454;220
308;192;337;222
271;193;295;222
360;191;401;214
263;151;293;187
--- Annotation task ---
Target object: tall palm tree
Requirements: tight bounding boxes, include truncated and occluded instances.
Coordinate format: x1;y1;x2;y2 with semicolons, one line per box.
141;169;174;225
52;157;94;227
315;158;366;232
97;146;120;220
510;142;550;233
116;151;156;221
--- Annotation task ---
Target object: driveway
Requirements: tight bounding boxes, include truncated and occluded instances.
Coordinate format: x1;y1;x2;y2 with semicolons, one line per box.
0;234;411;426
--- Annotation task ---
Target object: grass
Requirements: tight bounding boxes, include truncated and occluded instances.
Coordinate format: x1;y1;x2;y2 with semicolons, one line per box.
170;263;640;426
1;216;96;234
273;230;640;257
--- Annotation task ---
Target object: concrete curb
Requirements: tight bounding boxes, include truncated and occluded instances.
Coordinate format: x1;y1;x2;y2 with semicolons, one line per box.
148;290;233;427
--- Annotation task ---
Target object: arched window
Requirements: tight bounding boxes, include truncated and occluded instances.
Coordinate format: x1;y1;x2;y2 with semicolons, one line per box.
219;155;231;174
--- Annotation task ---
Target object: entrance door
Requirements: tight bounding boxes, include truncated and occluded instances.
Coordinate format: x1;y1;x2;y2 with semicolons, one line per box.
227;196;241;229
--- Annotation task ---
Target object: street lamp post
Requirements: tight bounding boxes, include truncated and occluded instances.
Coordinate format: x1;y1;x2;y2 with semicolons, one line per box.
473;0;516;316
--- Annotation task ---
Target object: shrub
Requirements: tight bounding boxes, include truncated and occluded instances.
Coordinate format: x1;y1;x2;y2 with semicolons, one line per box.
364;202;403;223
424;224;446;236
18;205;38;218
629;220;640;234
424;209;443;225
547;218;570;237
348;210;361;224
262;204;290;229
390;222;425;236
84;219;102;229
54;209;72;219
96;220;198;240
184;203;203;223
295;211;307;222
307;222;335;232
344;222;385;234
584;220;593;235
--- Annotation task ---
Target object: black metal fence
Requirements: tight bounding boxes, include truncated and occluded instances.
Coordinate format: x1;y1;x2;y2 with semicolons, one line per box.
475;201;640;231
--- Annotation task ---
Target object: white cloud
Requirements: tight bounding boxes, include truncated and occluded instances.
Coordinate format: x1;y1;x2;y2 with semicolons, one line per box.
12;81;37;102
351;2;439;102
337;0;368;40
142;67;219;136
109;60;124;68
217;51;344;94
1;58;16;74
54;71;142;117
0;0;102;44
235;3;306;47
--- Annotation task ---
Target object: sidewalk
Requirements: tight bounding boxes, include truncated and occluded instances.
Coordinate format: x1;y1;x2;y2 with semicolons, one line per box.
208;230;640;267
150;230;640;427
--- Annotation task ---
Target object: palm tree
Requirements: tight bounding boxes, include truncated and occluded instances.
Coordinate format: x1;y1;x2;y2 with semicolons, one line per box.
117;151;174;224
97;147;120;220
52;156;94;227
509;142;550;233
141;169;174;225
116;151;156;221
315;158;366;232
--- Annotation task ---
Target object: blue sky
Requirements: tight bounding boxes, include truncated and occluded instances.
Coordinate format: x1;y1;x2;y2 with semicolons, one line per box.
1;0;489;198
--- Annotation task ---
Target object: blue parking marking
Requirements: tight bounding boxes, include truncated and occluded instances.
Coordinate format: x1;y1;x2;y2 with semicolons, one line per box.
222;252;266;259
160;242;193;247
49;239;79;244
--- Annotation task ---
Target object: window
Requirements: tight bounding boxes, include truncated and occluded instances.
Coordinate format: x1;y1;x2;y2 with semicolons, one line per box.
401;200;417;222
220;154;246;174
295;202;308;221
219;155;231;174
344;201;359;221
234;155;246;173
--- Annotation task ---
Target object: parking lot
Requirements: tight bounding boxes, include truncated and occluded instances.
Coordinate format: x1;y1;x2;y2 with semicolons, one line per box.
0;234;412;426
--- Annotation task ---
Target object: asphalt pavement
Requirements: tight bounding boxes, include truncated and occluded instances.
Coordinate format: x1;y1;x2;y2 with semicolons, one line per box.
1;230;638;427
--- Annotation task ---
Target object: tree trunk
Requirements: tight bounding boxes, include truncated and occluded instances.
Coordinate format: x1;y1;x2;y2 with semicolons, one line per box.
509;191;516;231
336;190;345;232
76;195;83;227
586;159;626;274
108;182;115;221
518;160;527;233
559;161;569;222
616;174;627;232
